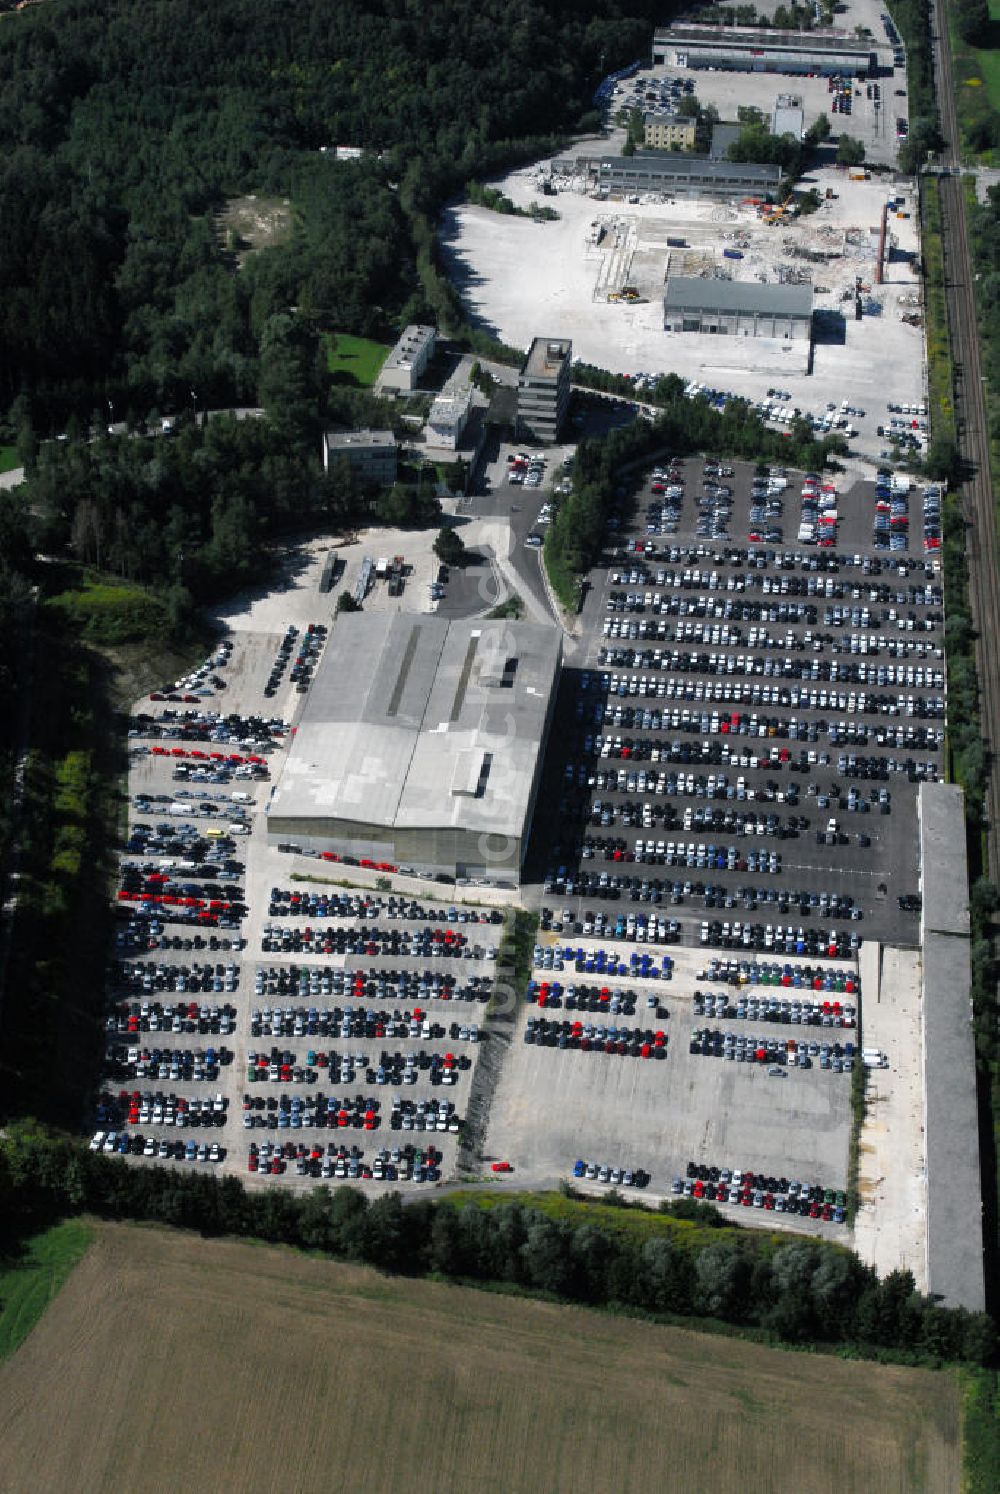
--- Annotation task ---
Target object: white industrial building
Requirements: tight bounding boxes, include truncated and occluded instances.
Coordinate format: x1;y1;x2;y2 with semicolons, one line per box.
266;615;562;884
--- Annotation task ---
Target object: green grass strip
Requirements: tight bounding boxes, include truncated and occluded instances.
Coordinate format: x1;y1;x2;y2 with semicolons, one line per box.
0;1219;93;1361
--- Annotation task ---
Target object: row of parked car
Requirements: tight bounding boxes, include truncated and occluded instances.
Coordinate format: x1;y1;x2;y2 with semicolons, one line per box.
699;958;858;992
534;944;676;976
266;888;503;924
678;1161;847;1223
573;1159;650;1187
248;1141;442;1181
91;1132;226;1162
113;960;239;993
107;1045;227;1080
693;990;856;1025
689;1028;854;1073
97;1090;228;1128
609;558;937;600
106;1001;237;1035
699;920;859;958
259;924;494;960
526;1017;668;1058
617;539;931;578
246;1047;473;1085
527;981;653;1017
254;964;492;1003
249;1007;480;1041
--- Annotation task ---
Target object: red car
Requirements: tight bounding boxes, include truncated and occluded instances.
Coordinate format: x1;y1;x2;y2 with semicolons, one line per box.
491;1161;512;1173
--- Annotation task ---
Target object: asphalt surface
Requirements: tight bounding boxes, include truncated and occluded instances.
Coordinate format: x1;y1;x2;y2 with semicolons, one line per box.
521;455;941;950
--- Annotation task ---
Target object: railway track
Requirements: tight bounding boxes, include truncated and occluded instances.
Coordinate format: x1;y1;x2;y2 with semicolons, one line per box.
929;0;1000;879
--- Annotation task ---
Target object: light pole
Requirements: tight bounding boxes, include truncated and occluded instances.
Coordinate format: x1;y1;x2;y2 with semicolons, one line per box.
191;389;198;427
107;398;114;433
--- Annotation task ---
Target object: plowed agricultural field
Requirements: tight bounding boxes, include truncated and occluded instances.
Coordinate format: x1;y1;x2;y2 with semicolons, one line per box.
0;1221;960;1494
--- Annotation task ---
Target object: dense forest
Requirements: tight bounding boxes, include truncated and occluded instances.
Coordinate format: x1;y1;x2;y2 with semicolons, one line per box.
0;0;672;430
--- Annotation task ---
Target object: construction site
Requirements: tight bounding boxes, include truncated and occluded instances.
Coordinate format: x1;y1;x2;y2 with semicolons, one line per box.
439;156;927;458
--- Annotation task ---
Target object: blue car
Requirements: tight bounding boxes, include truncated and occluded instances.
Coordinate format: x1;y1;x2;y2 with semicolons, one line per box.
573;1159;586;1178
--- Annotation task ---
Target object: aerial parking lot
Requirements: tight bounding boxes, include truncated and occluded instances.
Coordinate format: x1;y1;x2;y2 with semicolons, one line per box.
95;545;510;1191
485;940;855;1230
525;454;941;951
90;439;940;1265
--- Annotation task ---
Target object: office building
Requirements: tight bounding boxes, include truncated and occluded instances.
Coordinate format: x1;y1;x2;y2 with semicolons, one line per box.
516;337;572;445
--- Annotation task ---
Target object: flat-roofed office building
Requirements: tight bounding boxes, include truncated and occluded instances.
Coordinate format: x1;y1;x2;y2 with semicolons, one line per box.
516;337;572;445
644;111;697;150
377;324;437;393
322;428;397;484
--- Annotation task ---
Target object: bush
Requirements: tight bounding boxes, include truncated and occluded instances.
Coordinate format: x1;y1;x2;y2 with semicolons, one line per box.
433;526;467;567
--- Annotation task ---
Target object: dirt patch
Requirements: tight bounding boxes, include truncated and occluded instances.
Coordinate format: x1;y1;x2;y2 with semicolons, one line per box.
93;634;216;715
216;195;293;266
0;1221;961;1494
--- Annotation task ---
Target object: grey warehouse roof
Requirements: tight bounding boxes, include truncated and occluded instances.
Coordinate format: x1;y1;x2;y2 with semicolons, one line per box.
664;276;814;317
599;152;781;185
658;25;873;55
918;782;985;1311
268;615;561;841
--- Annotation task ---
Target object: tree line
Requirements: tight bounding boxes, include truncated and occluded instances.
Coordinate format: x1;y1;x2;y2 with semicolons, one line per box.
0;1125;993;1367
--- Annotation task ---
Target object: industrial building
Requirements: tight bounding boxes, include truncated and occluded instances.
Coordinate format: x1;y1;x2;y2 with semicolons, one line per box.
266;615;562;884
664;277;813;339
652;24;875;77
322;429;397;485
517;337;572;444
917;783;986;1313
377;323;437;393
552;152;782;201
643;110;697;150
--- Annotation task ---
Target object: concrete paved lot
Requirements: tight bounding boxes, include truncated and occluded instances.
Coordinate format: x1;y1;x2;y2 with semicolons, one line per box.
853;943;929;1287
485;968;852;1209
440;161;925;469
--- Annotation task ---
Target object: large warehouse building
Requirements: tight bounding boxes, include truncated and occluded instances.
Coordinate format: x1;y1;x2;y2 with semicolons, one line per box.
552;152;782;201
652;24;875;77
267;615;562;884
664;277;813;339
